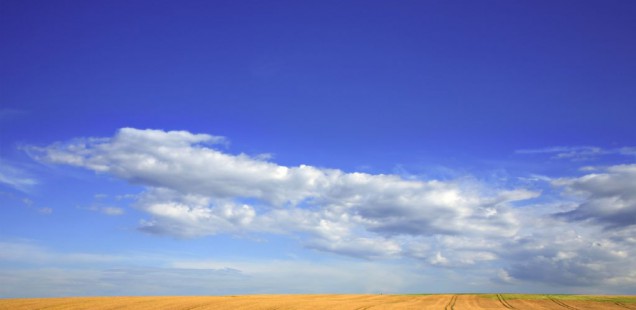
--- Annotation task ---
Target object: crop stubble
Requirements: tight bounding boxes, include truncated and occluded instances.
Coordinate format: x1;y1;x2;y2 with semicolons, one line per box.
0;294;634;309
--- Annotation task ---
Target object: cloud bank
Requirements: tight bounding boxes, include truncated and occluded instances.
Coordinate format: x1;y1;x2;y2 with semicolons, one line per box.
27;128;636;290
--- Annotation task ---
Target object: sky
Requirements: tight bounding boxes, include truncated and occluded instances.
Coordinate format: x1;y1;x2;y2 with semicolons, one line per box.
1;0;636;297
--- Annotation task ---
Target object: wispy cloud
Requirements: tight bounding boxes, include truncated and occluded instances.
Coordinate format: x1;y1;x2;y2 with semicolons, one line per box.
0;240;125;266
516;146;636;161
82;205;125;216
0;159;37;192
0;108;27;121
37;207;53;215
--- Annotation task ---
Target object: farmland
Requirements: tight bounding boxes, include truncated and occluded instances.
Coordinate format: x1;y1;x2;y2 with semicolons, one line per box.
1;294;635;309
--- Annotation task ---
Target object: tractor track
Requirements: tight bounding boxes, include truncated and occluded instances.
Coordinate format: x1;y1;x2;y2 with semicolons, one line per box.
496;294;515;309
547;296;579;310
444;295;458;310
615;302;636;309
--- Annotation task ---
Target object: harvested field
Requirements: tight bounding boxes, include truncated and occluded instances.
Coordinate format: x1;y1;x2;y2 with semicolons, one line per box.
0;294;634;309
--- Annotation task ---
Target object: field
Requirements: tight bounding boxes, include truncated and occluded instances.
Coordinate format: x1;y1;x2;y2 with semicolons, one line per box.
1;294;635;309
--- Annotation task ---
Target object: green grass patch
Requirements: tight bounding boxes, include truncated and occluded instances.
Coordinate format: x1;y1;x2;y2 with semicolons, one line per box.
482;294;636;304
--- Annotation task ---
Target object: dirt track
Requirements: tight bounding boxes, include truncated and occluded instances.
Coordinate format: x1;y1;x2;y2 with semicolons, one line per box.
0;294;634;309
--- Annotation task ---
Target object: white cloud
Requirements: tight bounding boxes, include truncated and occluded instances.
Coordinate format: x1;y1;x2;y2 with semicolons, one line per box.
494;196;636;289
553;164;636;228
502;224;636;287
25;128;636;290
29;128;533;259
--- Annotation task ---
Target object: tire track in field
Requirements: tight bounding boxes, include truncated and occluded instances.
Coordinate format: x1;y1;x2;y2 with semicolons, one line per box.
615;302;636;309
496;294;515;309
444;295;457;310
547;296;579;310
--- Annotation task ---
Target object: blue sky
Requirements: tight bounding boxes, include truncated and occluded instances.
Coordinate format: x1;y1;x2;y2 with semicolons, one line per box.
1;0;636;297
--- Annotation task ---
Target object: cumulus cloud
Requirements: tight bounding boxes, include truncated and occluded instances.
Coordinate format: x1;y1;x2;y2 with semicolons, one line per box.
502;222;636;287
490;192;636;289
29;128;533;260
553;164;636;229
25;128;636;289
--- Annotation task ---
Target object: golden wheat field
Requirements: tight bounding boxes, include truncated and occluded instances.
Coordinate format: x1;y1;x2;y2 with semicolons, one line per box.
1;294;635;310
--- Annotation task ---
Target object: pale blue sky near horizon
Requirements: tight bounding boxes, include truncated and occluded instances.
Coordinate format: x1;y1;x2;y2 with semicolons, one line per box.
1;0;636;297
